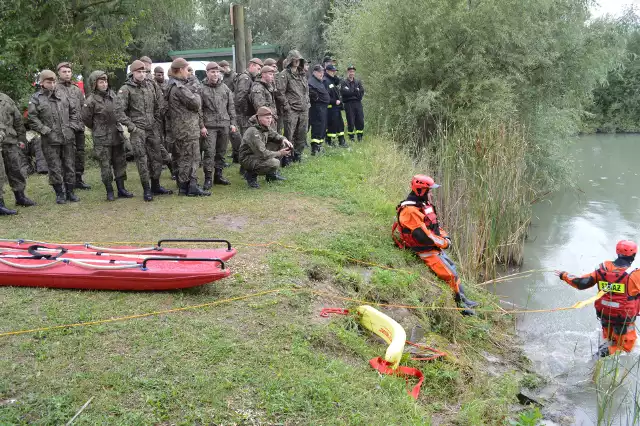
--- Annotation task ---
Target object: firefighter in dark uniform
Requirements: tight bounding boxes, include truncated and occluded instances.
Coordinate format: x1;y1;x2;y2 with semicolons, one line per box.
307;65;330;156
322;64;346;147
340;65;365;142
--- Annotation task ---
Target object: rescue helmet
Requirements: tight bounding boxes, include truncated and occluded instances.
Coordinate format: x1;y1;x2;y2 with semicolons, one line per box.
616;240;638;257
411;175;440;197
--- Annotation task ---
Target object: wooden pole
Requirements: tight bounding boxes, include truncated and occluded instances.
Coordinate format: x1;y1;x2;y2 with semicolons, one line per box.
245;27;253;65
232;4;246;72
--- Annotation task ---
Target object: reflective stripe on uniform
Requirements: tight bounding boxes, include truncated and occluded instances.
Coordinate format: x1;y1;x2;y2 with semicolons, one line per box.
601;300;621;308
327;105;333;109
337;131;345;136
311;138;324;143
326;133;337;138
355;130;364;134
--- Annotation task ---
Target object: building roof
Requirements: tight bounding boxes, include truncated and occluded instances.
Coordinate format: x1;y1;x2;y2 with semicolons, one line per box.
169;44;279;60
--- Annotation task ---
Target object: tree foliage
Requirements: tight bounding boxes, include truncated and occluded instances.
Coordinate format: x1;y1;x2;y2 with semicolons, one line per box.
328;0;627;190
586;8;640;132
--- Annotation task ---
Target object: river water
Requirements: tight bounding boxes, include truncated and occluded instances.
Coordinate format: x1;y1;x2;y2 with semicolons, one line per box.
494;134;640;425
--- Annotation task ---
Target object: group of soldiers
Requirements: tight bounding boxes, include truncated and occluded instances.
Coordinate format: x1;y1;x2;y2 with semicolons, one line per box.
0;50;366;214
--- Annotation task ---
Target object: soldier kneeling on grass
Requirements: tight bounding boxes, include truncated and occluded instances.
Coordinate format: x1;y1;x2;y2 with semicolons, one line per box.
239;107;292;189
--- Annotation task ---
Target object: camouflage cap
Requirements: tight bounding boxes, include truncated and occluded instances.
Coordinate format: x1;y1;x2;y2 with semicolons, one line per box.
249;58;264;66
263;58;277;66
171;58;189;69
130;60;146;72
219;60;230;67
153;66;164;73
39;69;56;82
260;65;276;74
257;106;273;117
139;56;152;64
56;62;72;71
206;62;220;71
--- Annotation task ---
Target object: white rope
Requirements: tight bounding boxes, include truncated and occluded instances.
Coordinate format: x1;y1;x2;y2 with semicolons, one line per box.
0;258;62;269
84;244;158;253
66;259;140;270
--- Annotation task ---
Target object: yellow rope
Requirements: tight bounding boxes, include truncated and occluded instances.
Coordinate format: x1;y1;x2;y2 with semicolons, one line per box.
0;287;604;338
0;239;605;338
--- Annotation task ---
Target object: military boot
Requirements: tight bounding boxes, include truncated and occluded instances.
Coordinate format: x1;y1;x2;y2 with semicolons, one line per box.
454;293;475;316
115;179;134;198
281;156;292;168
292;152;302;163
151;178;173;195
187;179;211;197
244;171;260;189
75;175;91;190
203;172;213;190
214;168;230;185
338;136;348;148
14;191;36;207
65;184;80;202
459;284;479;308
357;133;363;142
266;171;286;182
142;182;153;202
232;153;240;164
178;182;189;196
105;182;115;202
310;143;321;156
53;184;66;205
325;137;334;146
0;198;17;215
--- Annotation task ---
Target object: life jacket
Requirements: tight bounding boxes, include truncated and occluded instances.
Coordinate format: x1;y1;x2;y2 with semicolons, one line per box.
391;200;439;250
593;262;638;325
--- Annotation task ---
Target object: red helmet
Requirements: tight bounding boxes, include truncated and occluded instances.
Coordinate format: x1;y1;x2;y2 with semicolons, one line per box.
616;240;638;257
411;175;440;197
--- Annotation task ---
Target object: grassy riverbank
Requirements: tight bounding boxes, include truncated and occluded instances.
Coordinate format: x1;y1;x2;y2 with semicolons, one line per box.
0;137;538;425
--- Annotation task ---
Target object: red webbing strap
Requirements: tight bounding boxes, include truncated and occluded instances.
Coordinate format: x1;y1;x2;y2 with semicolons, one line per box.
319;308;350;317
369;357;424;399
406;340;447;361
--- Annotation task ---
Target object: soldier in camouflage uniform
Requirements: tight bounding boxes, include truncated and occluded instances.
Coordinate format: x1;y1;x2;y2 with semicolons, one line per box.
116;60;172;202
153;66;165;86
220;60;237;92
140;56;174;179
166;58;210;197
264;58;286;136
250;66;278;136
1;92;35;212
83;71;133;201
200;62;235;190
233;58;263;164
277;50;309;162
0;149;17;215
56;62;90;190
239;107;292;189
28;70;80;204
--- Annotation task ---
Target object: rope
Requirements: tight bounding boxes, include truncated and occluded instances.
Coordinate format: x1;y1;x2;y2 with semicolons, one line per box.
0;258;63;269
84;244;158;253
65;259;140;270
0;287;604;338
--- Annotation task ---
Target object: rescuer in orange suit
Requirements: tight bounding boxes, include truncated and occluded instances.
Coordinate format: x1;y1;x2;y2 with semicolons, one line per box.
555;240;640;357
393;175;478;316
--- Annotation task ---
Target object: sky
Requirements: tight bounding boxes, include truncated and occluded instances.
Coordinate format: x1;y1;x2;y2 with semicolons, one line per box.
591;0;639;17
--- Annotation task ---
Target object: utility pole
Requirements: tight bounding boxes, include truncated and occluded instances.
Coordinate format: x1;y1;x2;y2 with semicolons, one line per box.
245;27;253;65
232;4;246;72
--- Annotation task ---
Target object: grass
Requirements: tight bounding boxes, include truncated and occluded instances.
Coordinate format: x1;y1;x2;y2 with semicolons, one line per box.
1;137;532;425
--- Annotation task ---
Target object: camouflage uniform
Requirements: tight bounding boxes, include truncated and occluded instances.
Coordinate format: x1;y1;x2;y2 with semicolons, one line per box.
166;76;202;186
82;71;127;186
250;79;278;142
115;77;163;186
23;131;48;175
56;80;86;183
146;74;172;170
222;71;237;92
277;50;309;160
201;78;236;173
234;70;256;158
0;93;28;194
239;115;286;175
27;87;78;186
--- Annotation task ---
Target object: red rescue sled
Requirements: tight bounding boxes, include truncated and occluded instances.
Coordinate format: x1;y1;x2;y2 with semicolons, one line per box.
0;239;237;291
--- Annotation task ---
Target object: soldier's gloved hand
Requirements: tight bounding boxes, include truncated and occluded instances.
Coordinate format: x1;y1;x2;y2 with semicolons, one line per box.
200;127;208;137
18;142;26;149
278;148;291;158
282;139;293;150
230;125;237;133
